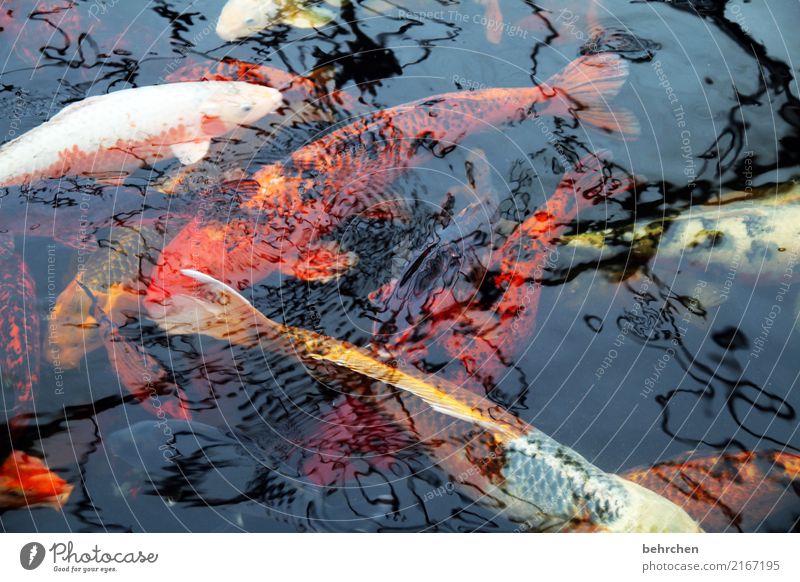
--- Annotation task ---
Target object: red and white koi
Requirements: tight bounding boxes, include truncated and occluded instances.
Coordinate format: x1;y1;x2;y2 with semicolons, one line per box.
0;81;282;186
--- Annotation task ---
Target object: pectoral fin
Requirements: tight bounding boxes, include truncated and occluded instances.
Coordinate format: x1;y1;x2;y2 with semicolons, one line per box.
171;141;211;165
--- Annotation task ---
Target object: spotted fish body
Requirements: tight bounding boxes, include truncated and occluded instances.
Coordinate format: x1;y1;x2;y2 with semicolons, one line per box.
147;54;639;323
0;81;282;186
563;188;800;281
501;431;700;532
376;152;638;390
163;269;700;532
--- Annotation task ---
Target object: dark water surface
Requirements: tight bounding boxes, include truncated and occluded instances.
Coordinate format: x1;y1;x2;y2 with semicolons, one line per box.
1;0;799;532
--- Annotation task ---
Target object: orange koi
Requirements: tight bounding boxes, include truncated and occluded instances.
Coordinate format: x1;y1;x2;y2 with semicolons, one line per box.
0;238;40;430
623;450;800;533
376;152;638;389
0;451;73;510
147;54;639;324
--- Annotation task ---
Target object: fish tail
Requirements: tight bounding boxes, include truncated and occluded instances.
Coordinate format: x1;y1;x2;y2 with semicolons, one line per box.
543;54;640;138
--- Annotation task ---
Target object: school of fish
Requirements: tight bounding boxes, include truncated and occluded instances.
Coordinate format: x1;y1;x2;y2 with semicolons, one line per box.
0;0;797;533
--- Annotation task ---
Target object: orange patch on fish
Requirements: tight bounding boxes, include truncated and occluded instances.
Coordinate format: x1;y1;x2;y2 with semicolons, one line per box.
623;450;800;533
0;451;73;510
0;246;40;429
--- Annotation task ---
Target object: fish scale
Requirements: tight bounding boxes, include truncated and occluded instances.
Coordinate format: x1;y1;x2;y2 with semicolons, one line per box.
502;430;629;527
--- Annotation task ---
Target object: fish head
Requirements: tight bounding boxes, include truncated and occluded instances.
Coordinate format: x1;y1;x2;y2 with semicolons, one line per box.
149;269;263;349
216;0;280;41
201;81;282;135
46;279;108;369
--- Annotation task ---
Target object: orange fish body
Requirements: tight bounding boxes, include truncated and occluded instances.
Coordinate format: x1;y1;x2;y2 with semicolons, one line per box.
0;451;72;510
0;239;40;431
623;450;800;533
376;152;638;390
147;54;638;320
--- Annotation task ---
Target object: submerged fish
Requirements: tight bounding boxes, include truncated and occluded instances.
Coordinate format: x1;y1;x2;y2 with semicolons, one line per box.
0;237;39;429
147;54;640;324
369;148;498;320
623;450;800;533
0;451;73;510
561;178;800;281
160;269;699;532
0;82;282;186
376;152;638;388
48;225;160;369
0;1;80;68
216;0;340;41
47;224;191;419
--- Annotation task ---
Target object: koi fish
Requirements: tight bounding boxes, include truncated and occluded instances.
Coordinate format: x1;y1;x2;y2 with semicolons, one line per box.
369;148;499;328
47;225;161;369
216;0;340;41
0;451;73;510
46;224;191;419
561;178;800;282
147;54;640;325
0;237;39;430
477;0;504;44
161;269;699;532
623;450;800;533
0;81;282;187
376;152;638;388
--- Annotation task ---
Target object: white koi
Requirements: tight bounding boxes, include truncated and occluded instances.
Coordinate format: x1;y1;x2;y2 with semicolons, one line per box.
0;81;282;186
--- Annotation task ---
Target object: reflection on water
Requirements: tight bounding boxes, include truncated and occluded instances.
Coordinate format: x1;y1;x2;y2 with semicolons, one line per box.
1;0;799;532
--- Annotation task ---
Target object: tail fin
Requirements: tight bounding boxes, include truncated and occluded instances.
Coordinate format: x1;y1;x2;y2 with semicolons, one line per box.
545;54;640;138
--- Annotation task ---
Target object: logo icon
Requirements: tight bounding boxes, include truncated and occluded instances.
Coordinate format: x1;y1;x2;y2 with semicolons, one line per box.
20;542;46;570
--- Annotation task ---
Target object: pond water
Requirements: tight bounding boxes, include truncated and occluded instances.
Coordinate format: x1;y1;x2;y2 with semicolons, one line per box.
1;0;799;532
